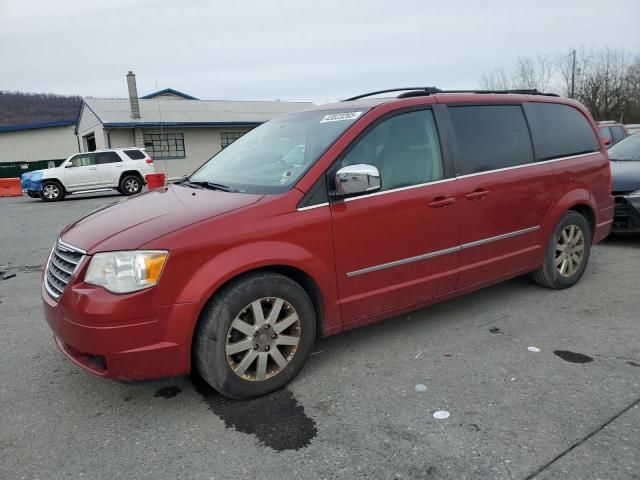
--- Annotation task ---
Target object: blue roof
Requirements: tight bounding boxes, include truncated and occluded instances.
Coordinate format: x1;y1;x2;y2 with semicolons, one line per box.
140;88;199;100
0;120;76;133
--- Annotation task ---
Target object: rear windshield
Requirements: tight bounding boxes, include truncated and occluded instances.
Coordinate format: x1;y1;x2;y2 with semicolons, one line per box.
608;134;640;161
189;108;368;194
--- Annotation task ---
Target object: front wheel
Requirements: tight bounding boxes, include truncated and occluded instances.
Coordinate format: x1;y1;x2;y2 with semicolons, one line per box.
40;181;65;202
531;211;591;289
194;272;316;399
119;175;143;196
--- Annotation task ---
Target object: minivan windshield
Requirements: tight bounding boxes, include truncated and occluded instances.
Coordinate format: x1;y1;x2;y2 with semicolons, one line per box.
188;108;369;194
608;134;640;161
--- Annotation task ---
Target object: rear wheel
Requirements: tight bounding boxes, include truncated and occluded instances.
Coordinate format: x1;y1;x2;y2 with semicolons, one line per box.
531;211;591;289
40;181;65;202
119;174;143;196
194;272;316;399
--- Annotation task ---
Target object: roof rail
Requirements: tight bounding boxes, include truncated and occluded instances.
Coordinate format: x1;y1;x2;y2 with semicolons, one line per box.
343;87;440;101
342;87;559;101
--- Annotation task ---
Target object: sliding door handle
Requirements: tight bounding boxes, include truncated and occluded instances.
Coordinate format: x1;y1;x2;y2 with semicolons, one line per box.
428;196;455;208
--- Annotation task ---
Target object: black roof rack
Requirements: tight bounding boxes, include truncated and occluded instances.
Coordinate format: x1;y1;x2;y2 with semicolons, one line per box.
342;87;559;101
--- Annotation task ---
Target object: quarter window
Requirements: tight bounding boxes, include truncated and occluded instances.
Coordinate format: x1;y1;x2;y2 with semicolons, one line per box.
143;133;185;159
449;105;533;175
124;149;146;160
339;109;443;192
525;103;599;160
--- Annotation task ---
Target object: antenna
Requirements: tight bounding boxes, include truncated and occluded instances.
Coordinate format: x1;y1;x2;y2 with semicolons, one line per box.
155;81;169;183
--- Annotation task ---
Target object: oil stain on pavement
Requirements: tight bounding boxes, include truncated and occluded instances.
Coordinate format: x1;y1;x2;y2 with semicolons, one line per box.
154;386;182;398
553;350;594;364
191;373;317;451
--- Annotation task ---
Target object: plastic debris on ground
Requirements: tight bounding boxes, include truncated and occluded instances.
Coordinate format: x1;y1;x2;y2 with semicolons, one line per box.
527;346;541;353
433;410;450;420
415;384;427;393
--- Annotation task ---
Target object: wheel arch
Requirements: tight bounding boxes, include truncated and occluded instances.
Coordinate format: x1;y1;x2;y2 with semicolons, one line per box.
544;188;598;240
119;170;146;185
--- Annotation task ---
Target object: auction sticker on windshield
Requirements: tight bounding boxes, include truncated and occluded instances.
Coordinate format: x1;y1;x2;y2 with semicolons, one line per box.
320;111;363;123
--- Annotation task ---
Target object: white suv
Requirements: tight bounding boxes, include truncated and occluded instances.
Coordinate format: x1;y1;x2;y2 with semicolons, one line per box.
31;148;155;202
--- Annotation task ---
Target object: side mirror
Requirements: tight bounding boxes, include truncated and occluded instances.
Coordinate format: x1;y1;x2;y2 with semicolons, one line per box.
334;164;381;197
603;137;612;146
65;163;73;168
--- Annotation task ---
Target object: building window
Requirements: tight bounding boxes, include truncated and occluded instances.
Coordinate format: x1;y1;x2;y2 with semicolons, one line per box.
143;133;186;159
220;131;246;149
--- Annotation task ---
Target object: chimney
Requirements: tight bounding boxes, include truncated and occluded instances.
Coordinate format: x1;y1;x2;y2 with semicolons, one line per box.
126;71;141;119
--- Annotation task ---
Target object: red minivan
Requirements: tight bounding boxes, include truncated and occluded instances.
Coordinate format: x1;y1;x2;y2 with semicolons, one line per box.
42;88;613;399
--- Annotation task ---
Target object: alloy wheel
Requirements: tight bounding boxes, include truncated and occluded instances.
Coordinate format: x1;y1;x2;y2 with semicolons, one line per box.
43;184;59;199
124;179;139;193
225;297;301;381
555;224;585;277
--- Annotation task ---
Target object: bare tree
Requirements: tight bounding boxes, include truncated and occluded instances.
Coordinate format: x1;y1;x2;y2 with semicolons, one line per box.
480;56;554;91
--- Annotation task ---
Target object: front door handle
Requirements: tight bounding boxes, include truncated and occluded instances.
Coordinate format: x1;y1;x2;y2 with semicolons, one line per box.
88;167;97;170
428;196;455;208
465;189;490;200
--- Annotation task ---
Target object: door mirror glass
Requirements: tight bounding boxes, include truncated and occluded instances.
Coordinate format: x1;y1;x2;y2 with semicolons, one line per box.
64;163;73;168
334;164;381;197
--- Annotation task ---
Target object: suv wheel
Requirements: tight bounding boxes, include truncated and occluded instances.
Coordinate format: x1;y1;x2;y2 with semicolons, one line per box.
120;175;143;196
194;272;316;399
40;181;65;202
531;211;591;289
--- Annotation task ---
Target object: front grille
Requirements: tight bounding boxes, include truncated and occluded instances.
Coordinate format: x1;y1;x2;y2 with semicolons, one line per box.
45;240;85;300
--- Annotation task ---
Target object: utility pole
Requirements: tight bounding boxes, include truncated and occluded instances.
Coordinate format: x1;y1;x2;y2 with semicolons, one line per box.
570;49;576;99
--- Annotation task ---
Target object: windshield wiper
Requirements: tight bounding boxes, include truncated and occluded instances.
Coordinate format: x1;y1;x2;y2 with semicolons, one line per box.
190;181;239;192
177;178;206;189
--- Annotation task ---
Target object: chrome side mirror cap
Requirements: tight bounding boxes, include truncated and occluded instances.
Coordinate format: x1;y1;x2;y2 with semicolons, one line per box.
334;164;381;197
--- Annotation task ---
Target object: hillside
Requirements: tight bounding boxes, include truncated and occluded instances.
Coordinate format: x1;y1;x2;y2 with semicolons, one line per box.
0;91;82;126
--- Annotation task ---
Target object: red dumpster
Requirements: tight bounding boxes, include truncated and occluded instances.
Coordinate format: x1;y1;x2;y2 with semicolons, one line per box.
145;173;166;190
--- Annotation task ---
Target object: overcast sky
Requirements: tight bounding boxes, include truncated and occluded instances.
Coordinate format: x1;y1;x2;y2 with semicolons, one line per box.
1;0;638;103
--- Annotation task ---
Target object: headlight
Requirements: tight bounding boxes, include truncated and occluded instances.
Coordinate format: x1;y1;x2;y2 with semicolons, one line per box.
626;190;640;198
85;250;168;293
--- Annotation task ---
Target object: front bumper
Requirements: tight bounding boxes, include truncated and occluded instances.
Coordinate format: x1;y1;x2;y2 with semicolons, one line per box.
612;195;640;233
42;280;200;381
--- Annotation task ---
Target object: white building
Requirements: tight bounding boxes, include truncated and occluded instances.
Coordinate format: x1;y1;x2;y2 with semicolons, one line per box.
76;73;313;179
0;121;78;177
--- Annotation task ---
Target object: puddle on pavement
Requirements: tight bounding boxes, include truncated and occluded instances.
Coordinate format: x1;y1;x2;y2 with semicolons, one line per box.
154;386;182;398
191;373;317;451
553;350;594;364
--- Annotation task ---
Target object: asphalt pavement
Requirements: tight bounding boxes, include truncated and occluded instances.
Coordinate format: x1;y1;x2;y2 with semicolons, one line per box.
1;191;639;480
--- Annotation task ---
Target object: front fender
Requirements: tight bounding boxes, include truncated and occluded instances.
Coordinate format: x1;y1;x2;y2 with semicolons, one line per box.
172;240;341;334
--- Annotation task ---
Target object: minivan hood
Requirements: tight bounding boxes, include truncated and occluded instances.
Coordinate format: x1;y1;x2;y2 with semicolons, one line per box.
60;184;262;253
610;160;640;193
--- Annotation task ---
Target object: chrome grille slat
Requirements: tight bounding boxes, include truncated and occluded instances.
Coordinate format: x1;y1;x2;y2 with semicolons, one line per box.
49;256;74;275
53;250;80;266
45;240;84;300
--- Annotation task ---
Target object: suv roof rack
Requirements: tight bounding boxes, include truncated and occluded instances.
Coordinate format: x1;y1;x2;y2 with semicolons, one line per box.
343;87;559;101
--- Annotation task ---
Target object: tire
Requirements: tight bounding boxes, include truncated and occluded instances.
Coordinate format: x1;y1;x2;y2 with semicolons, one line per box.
531;211;591;289
119;174;143;196
40;181;65;202
194;271;316;399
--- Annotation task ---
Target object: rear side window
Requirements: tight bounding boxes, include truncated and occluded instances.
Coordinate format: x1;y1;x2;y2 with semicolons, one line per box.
449;105;533;175
95;152;122;164
124;149;146;160
525;103;599;160
611;126;625;144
